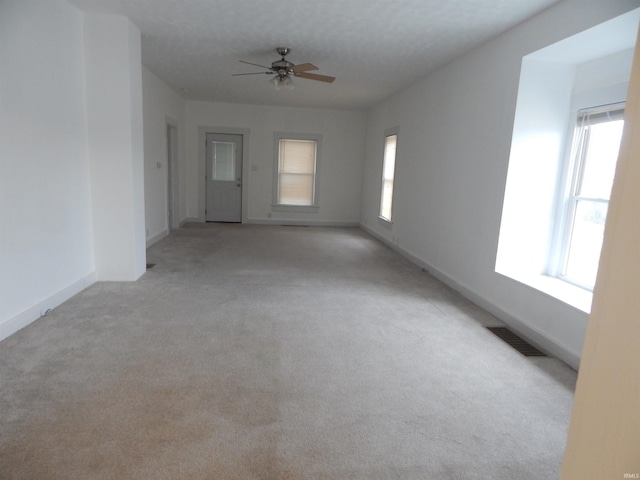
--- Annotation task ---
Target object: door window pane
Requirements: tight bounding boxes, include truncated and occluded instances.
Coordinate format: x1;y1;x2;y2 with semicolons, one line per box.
211;141;235;181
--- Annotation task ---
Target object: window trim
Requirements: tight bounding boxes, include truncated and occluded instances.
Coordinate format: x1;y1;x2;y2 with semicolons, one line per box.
378;127;399;224
272;132;322;213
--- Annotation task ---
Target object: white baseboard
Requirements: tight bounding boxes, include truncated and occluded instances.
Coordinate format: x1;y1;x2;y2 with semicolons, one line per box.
0;272;97;343
359;223;581;370
246;218;359;227
180;217;359;228
146;229;169;247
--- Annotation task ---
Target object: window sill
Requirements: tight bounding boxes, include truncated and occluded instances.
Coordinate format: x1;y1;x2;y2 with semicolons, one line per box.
378;216;393;228
497;269;593;314
272;204;319;214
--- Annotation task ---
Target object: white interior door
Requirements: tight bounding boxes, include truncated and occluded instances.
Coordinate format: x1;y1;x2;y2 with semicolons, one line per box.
206;133;242;222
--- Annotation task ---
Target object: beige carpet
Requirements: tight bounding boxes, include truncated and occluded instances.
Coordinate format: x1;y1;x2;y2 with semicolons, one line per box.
0;224;576;479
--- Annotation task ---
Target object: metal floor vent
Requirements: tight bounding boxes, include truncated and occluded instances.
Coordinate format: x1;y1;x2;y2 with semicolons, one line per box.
146;263;156;270
487;327;546;357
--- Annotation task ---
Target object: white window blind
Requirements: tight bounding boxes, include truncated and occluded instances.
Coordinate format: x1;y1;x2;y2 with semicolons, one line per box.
211;141;235;181
278;139;317;206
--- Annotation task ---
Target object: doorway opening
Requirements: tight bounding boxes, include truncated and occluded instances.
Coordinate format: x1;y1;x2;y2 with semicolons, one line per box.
166;123;179;230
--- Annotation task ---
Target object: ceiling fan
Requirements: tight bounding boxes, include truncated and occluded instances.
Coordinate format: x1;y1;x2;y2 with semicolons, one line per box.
233;47;335;90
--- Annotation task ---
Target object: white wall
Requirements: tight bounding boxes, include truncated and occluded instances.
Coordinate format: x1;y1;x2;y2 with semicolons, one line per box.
359;0;640;369
142;67;187;245
0;1;149;341
0;0;95;339
573;48;635;99
185;102;366;225
84;13;146;281
496;58;575;279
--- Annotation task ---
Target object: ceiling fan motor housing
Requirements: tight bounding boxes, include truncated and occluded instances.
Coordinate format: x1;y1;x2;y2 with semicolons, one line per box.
273;48;294;77
272;60;294;77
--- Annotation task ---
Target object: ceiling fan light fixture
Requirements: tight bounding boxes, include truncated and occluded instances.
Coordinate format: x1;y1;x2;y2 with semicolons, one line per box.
283;75;295;90
269;74;294;91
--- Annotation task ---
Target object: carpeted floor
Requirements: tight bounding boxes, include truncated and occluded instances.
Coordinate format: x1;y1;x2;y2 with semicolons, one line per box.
0;224;576;479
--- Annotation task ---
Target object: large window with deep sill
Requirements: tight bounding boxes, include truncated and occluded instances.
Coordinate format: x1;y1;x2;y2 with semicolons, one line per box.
495;8;637;312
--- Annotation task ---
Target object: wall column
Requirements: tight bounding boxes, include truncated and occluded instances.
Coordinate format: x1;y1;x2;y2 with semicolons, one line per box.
85;13;146;281
561;27;640;479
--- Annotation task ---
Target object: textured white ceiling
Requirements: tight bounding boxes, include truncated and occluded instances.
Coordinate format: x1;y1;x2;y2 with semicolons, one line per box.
68;0;561;110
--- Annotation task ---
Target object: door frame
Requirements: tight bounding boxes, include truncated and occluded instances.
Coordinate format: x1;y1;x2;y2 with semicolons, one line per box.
205;132;243;222
166;119;179;230
198;126;250;223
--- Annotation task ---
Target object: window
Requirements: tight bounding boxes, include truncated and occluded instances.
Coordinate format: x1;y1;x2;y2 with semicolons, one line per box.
556;105;624;289
273;134;321;210
379;132;398;222
495;8;637;312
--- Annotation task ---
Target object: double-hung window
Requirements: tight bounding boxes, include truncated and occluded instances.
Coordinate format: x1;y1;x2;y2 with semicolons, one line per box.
273;133;321;211
379;131;398;222
556;104;625;289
